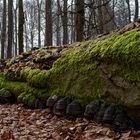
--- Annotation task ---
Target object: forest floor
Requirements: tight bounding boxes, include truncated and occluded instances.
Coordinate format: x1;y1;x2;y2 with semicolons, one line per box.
0;104;140;140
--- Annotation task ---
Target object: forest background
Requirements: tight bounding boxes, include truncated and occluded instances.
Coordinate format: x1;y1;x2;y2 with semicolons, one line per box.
0;0;139;59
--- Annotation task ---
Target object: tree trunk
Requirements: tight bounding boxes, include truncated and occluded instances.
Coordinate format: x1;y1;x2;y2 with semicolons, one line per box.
1;0;6;59
97;0;104;34
75;0;85;41
7;0;13;58
31;31;34;49
30;3;34;49
18;0;24;54
37;0;41;47
70;0;76;43
56;0;61;45
63;0;68;44
24;11;28;51
14;4;18;56
134;0;139;21
126;0;131;22
102;1;114;33
45;0;52;46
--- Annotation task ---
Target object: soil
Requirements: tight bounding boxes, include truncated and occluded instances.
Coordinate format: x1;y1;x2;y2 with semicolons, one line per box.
0;104;140;140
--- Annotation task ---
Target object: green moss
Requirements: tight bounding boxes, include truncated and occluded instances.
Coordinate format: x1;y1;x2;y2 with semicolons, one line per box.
44;29;140;104
6;55;25;67
82;29;140;81
85;29;140;62
2;28;140;106
49;41;90;74
46;62;103;105
34;53;52;62
0;73;48;99
20;68;50;88
4;69;21;81
18;92;36;101
20;67;32;81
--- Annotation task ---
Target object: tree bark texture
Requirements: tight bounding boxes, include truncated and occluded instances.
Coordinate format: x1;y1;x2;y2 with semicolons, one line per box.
134;0;139;21
45;0;52;46
63;0;68;44
18;0;24;54
75;0;85;41
1;0;6;59
7;0;13;58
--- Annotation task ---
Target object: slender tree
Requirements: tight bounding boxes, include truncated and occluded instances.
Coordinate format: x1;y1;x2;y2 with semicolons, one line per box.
70;0;75;43
24;12;29;51
126;0;131;22
30;2;34;49
102;1;114;33
97;0;104;34
14;0;18;56
134;0;139;21
7;0;13;58
75;0;85;41
56;0;61;45
63;0;68;44
45;0;52;46
18;0;24;54
1;0;6;59
37;0;42;47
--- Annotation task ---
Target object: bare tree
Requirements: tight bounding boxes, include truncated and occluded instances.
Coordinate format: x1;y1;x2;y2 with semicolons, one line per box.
97;0;104;34
126;0;131;22
102;1;114;33
30;2;34;49
7;0;13;58
56;0;61;45
18;0;24;54
24;11;29;51
1;0;6;59
134;0;139;21
37;0;42;47
62;0;68;44
75;0;84;41
70;0;75;43
45;0;52;46
14;0;18;56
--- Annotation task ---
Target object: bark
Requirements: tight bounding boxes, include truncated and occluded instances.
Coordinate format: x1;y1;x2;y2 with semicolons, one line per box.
14;5;18;56
97;0;104;34
7;0;13;58
1;0;6;59
70;0;75;43
37;0;41;47
30;3;34;49
126;0;131;22
63;0;68;44
31;31;33;49
24;12;28;51
18;0;24;54
102;1;114;33
96;0;114;34
45;0;52;46
56;0;61;45
75;0;85;41
134;0;139;21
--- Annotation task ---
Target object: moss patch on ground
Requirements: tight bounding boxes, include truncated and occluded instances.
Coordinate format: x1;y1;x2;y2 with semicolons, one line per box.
0;74;49;100
20;68;49;88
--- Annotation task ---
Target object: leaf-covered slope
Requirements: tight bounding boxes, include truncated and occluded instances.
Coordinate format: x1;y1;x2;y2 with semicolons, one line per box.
1;28;140;124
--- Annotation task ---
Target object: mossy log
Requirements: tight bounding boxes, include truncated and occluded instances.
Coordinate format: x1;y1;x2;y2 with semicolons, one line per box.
1;28;140;124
